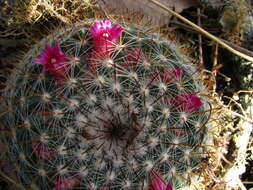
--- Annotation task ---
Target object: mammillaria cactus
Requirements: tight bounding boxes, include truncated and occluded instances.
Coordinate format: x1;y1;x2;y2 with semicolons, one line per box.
0;19;211;190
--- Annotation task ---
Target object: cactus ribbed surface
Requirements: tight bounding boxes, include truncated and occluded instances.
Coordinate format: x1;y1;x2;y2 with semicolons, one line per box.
1;19;211;190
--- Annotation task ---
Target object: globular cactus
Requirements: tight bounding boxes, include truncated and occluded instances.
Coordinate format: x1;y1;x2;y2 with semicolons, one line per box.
0;19;211;190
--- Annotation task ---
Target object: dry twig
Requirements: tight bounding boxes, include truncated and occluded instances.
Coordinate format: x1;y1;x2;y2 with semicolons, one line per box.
148;0;253;62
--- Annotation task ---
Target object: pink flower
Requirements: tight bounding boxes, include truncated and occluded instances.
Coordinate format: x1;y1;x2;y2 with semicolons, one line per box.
90;19;124;41
36;42;69;78
88;19;124;71
32;140;55;160
53;176;80;190
149;170;173;190
173;93;203;112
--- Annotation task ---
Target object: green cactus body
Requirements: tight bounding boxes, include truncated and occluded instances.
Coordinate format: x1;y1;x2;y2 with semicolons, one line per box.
1;19;211;190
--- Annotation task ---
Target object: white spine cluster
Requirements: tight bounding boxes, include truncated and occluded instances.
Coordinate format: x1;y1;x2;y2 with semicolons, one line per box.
0;20;211;190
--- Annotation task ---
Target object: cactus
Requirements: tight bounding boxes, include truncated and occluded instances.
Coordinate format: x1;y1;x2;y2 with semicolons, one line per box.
0;19;211;190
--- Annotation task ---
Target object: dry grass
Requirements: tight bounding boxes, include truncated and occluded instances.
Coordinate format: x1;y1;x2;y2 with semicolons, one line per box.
0;0;96;38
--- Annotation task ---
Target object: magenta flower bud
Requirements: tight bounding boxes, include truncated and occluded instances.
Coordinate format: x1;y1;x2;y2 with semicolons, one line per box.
53;176;80;190
125;48;144;63
149;170;173;190
158;68;183;83
174;93;203;112
32;140;55;160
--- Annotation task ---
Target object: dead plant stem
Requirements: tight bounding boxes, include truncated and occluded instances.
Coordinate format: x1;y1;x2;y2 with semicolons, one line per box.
148;0;253;62
224;108;253;124
197;8;204;67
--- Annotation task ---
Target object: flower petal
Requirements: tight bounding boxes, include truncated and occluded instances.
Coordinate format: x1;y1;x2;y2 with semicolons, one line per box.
103;19;112;28
32;141;54;160
53;176;79;190
89;19;124;62
36;42;69;78
174;93;203;111
149;170;173;190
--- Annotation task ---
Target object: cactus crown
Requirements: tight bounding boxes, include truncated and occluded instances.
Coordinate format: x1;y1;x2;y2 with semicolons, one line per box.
1;19;211;190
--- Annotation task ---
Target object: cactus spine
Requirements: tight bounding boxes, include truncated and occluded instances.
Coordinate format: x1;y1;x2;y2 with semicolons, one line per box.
0;19;211;190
